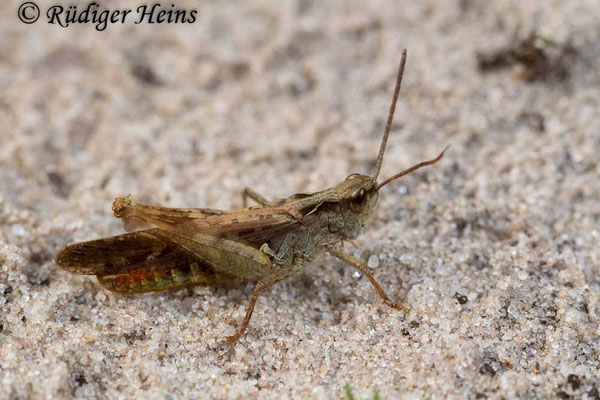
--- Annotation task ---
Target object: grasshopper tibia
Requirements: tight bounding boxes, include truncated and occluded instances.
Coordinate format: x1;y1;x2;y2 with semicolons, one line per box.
328;248;409;313
225;281;268;344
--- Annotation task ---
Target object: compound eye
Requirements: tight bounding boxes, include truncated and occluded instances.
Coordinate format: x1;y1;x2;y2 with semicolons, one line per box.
353;188;366;201
349;188;368;213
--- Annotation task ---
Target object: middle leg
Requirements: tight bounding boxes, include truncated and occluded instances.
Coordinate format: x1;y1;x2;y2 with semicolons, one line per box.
226;255;304;343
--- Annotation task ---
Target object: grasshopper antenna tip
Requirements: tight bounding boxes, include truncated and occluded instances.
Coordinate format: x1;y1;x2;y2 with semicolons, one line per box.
372;49;407;180
376;145;450;191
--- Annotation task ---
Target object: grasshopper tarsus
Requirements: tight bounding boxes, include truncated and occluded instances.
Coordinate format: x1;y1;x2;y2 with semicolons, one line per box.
225;327;246;345
382;299;410;313
56;48;448;342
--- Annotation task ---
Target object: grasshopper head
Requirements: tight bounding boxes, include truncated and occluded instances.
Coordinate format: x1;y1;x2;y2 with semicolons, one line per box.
338;49;448;234
321;173;379;239
339;173;379;219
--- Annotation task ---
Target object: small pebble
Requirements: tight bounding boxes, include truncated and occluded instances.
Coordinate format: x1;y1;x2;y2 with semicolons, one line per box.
367;255;380;269
518;271;529;281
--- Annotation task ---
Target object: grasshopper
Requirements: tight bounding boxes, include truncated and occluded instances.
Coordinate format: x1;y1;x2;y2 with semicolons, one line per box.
56;49;448;343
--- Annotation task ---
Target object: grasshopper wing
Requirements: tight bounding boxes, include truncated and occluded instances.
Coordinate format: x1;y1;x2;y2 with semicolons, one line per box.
112;196;301;246
56;229;191;275
112;196;228;232
56;229;239;293
57;196;305;292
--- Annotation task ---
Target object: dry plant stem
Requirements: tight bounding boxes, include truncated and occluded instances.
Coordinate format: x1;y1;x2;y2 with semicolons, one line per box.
327;248;409;313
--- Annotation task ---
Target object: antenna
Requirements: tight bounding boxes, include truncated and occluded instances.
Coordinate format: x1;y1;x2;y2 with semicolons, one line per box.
376;145;449;191
372;49;407;180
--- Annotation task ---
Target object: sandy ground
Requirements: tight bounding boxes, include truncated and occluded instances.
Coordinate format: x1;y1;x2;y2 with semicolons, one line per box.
1;0;599;398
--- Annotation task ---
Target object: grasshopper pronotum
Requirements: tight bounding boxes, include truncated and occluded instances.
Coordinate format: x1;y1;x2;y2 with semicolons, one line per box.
56;49;448;343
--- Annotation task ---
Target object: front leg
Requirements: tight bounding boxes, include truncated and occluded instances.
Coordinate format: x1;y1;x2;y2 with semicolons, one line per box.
328;248;409;313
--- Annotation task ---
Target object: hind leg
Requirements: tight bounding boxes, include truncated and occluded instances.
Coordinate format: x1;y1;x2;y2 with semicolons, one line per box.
242;187;269;207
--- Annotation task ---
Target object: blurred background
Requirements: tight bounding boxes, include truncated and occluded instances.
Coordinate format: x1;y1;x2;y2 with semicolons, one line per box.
1;0;599;398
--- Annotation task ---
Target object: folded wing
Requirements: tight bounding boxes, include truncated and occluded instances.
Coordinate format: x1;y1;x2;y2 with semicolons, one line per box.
56;196;305;293
56;229;240;293
112;196;301;246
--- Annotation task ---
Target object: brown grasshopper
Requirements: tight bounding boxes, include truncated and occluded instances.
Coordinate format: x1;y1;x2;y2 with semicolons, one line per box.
56;49;448;343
